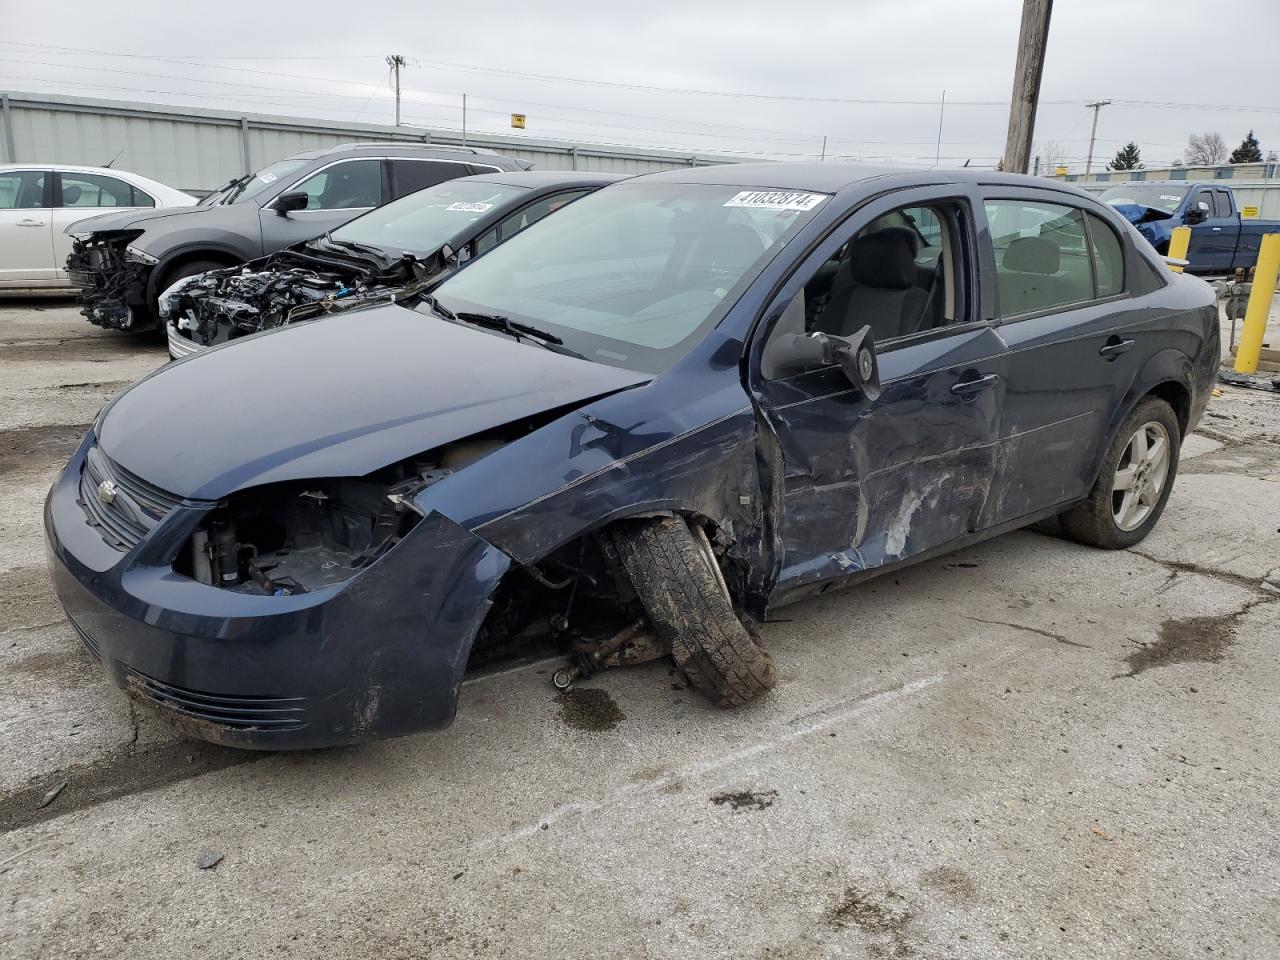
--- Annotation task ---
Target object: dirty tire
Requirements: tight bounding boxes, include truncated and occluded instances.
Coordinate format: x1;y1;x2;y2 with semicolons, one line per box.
613;517;777;707
1060;397;1180;549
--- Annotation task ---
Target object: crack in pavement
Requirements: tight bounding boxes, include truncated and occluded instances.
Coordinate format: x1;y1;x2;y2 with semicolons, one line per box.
964;616;1092;648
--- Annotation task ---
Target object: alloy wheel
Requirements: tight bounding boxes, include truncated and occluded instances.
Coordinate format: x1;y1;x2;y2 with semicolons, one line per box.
1111;421;1172;532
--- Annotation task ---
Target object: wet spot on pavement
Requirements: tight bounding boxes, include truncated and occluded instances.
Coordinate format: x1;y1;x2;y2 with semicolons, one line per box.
557;688;624;732
710;788;777;812
1122;613;1235;678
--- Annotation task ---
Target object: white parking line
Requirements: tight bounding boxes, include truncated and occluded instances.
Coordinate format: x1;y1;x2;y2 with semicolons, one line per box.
473;673;944;851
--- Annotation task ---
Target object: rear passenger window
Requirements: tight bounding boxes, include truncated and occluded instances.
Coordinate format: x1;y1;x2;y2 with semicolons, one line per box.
392;160;471;198
1086;213;1124;297
58;173;153;208
985;200;1094;318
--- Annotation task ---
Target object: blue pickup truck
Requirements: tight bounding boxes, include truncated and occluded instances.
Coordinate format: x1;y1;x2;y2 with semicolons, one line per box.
1100;181;1280;274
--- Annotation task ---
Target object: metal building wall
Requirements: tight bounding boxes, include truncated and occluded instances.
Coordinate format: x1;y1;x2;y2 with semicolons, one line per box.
1;91;746;193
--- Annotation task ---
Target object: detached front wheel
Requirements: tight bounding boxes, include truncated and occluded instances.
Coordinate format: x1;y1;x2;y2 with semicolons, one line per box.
613;517;777;707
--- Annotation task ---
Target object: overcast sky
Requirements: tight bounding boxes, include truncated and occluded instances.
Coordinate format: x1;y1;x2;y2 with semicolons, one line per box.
3;0;1277;171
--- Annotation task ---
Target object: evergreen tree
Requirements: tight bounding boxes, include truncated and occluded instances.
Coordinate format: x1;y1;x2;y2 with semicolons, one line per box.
1108;142;1143;171
1230;130;1263;164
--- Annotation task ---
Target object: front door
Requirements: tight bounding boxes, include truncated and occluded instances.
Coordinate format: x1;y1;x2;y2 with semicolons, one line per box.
0;169;54;284
980;192;1143;522
259;158;386;251
750;187;1007;595
1187;187;1235;272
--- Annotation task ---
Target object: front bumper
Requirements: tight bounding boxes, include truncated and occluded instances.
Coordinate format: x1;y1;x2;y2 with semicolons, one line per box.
166;320;203;359
45;434;511;749
67;239;154;331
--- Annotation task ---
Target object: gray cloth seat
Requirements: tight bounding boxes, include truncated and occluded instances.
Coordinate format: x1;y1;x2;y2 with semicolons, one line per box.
996;236;1077;316
816;228;929;342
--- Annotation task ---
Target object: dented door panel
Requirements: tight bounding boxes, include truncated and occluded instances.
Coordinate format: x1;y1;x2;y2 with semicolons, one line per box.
758;324;1007;593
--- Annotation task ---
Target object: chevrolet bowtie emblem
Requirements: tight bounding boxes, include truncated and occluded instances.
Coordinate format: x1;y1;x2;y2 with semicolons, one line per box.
97;479;119;506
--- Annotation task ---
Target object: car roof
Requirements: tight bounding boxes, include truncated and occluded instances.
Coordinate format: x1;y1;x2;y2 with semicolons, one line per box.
288;142;516;163
467;171;629;190
641;161;1105;203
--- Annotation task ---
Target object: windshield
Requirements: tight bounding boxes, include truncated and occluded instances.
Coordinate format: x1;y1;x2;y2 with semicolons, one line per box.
330;179;530;255
221;159;311;205
430;181;828;373
1100;184;1187;213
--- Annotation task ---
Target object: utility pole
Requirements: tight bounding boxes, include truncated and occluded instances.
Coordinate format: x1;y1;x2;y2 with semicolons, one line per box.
820;136;827;161
1000;0;1053;173
1084;99;1111;175
386;54;406;126
462;93;467;146
934;89;946;167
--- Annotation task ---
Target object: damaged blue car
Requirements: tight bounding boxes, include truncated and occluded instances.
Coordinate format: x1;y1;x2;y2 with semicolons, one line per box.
45;163;1220;749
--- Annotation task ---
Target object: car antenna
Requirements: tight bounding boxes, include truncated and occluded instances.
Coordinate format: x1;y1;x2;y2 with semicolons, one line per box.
102;149;124;169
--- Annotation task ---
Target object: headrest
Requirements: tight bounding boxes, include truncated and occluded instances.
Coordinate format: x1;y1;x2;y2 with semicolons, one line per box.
61;184;83;205
849;230;917;289
1003;236;1060;275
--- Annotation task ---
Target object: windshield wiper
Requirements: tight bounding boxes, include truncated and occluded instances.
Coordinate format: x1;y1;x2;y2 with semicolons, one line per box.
421;294;455;320
450;309;586;359
454;311;563;345
322;234;390;262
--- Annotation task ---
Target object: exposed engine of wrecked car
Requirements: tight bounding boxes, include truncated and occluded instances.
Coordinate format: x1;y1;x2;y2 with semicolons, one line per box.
163;245;450;350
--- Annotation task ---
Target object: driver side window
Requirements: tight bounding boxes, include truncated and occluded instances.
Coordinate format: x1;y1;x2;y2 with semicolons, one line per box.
289;159;383;210
762;200;968;378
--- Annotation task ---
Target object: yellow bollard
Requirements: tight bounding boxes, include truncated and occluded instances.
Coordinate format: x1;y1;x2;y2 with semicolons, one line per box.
1234;233;1280;374
1166;226;1191;273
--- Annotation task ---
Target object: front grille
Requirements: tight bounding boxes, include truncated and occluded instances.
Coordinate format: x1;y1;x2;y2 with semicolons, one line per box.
77;444;182;550
67;616;102;663
125;668;307;731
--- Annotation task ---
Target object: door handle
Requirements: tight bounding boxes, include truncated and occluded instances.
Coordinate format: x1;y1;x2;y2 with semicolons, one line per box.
1099;338;1135;360
17;219;46;227
1211;227;1222;232
950;373;1000;395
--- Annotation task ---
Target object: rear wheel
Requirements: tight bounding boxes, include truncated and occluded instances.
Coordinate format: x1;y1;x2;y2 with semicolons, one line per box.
613;516;777;707
1060;397;1180;549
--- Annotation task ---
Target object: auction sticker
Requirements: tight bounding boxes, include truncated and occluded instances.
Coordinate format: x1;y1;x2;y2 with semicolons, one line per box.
724;190;826;211
446;201;494;213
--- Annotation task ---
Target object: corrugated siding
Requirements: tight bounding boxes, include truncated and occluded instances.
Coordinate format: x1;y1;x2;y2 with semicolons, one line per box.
1;91;740;193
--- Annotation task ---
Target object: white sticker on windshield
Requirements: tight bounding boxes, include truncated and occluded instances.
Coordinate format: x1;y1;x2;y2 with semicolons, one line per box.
1160;195;1181;202
724;190;826;211
259;172;278;184
446;201;494;213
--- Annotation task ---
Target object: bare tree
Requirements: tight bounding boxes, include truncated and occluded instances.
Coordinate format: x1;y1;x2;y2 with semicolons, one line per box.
1037;139;1067;173
1185;132;1227;166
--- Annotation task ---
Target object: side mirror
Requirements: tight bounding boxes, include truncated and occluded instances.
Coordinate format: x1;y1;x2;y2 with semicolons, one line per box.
767;325;881;400
437;243;457;269
275;191;310;217
1185;201;1210;225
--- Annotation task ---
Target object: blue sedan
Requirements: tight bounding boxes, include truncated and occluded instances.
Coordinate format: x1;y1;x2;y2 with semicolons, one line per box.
45;163;1220;748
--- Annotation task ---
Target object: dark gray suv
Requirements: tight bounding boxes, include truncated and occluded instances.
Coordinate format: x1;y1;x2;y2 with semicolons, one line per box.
64;142;530;331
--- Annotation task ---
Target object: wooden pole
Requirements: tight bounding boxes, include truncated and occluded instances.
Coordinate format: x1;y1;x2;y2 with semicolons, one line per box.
1000;0;1053;173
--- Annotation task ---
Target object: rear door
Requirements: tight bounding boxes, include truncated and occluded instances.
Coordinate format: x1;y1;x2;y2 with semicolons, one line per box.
51;171;155;278
0;169;55;284
259;158;385;251
979;191;1143;522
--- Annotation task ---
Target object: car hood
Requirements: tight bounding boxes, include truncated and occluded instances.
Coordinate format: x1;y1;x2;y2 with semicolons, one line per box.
64;204;220;236
96;303;650;500
1107;202;1173;226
